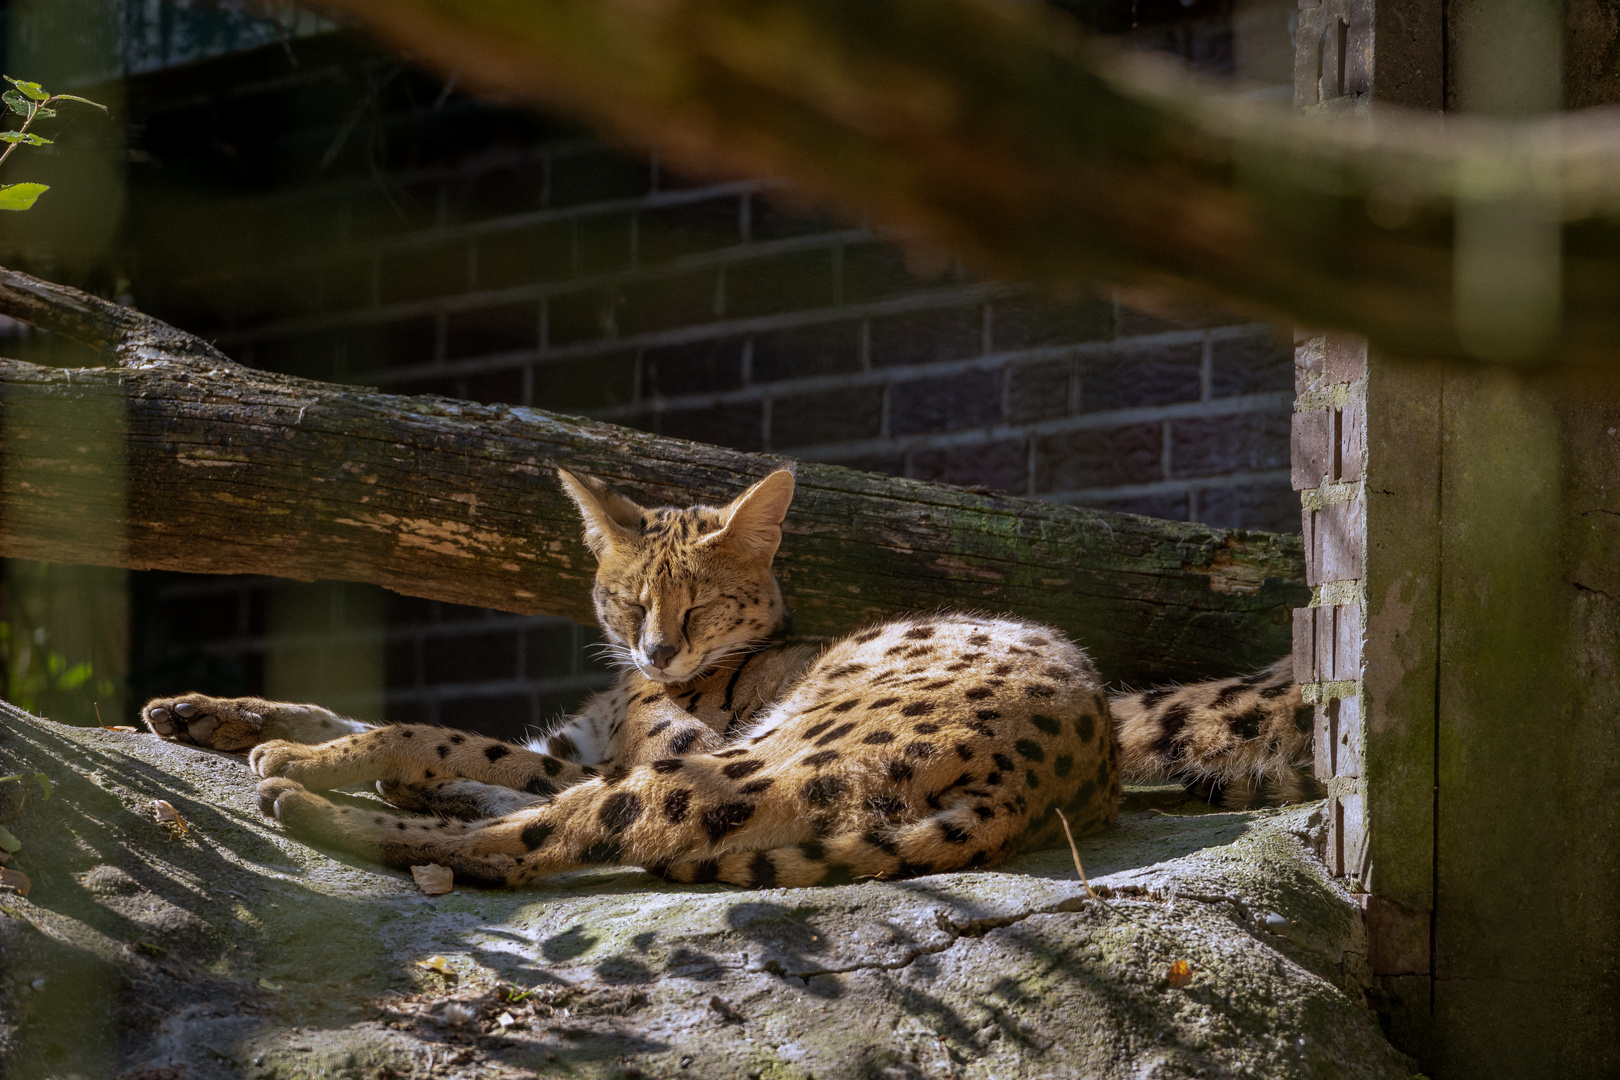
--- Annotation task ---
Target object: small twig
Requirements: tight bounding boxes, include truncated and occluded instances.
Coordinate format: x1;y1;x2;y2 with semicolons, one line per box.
94;701;108;729
1055;809;1098;900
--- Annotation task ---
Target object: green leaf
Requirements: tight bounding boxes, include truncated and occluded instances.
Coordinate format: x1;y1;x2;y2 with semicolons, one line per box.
3;77;49;101
2;91;30;116
50;94;107;114
0;183;48;211
0;826;19;854
32;773;50;801
0;131;50;146
31;107;53;119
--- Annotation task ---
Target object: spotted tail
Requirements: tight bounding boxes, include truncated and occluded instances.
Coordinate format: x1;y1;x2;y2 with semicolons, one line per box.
1108;658;1320;809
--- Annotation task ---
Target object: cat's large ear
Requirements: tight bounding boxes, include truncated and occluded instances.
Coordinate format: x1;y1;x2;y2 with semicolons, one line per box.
713;470;795;559
557;469;645;557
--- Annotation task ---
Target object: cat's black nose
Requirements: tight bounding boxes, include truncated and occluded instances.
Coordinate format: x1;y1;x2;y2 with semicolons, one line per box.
650;645;678;670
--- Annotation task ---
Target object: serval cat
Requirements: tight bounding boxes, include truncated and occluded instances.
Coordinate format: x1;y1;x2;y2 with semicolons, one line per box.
142;469;1312;888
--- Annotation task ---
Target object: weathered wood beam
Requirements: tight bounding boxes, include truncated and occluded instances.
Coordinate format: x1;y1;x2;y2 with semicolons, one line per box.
0;268;1303;685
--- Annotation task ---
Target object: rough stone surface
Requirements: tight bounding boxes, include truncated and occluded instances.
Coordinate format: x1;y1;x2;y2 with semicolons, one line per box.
0;709;1414;1080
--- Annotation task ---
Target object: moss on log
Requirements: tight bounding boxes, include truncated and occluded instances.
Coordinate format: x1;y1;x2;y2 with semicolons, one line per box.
0;268;1302;685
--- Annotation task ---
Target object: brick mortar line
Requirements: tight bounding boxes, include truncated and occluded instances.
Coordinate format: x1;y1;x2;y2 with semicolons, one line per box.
369;319;1273;395
1030;470;1295;505
210;230;940;344
778;391;1294;460
180;177;782;288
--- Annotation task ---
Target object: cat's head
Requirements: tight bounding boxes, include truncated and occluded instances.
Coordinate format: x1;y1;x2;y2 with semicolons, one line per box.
557;469;795;684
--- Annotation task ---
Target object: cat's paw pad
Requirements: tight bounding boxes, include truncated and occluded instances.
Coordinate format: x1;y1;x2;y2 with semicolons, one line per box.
143;695;266;753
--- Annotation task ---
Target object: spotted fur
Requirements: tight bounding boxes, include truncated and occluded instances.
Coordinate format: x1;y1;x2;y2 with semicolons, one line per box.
141;468;1307;890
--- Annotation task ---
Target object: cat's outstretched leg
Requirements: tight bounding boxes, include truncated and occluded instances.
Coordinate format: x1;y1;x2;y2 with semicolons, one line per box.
141;694;372;753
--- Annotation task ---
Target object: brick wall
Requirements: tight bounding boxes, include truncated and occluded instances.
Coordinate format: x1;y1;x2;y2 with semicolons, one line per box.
83;29;1293;733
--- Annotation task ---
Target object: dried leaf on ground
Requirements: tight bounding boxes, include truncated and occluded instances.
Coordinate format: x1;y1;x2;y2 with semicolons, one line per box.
418;955;457;977
411;863;454;896
151;799;189;835
1166;959;1194;989
0;866;31;897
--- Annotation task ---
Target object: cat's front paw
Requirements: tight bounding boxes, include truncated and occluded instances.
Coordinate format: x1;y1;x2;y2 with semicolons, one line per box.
143;695;267;753
249;739;316;781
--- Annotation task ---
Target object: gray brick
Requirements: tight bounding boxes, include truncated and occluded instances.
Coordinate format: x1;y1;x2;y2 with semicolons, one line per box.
1116;297;1233;336
771;386;884;448
547;287;614;346
870;307;982;368
1196;481;1301;533
890;369;1000;435
440;693;533;739
475;221;573;290
751;195;844;241
386;638;420;688
1170;412;1290;478
464;368;525;405
909;440;1028;493
526;623;578;679
725;249;835;319
658;401;765;451
1081;343;1202;411
1006;358;1074;422
447;303;539;359
845;242;931;302
302;257;372;314
578;212;635;275
992;294;1112;350
751;322;861;382
616;270;719;336
644;338;745;397
346;315;438;371
453;160;547;218
1074;492;1191;521
423;630;521;684
349;180;439;240
1210;330;1292;397
533;352;637;410
254;331;343;380
377;240;470;303
548;147;650;207
1035;423;1163;491
640;196;743;263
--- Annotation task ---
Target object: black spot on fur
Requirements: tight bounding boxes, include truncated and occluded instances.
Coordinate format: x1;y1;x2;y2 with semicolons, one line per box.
647;719;673;738
822;864;856;886
740;778;775;795
1065;780;1099;813
985;772;1002;786
993;752;1015;771
863;829;899;855
526;775;557;798
1075;713;1096;742
1054;754;1074;778
1024;684;1056;698
973;805;996;821
803;750;841;767
886;759;915;782
964;687;993;700
521;822;554;851
830;699;861;713
715;748;749;758
955;743;974;760
449;734;465;744
581;840;623;864
722;759;767;779
703;802;756;842
851;628;883;645
803;776;846;806
1096;757;1111;786
1031;714;1061;735
1293;705;1314;733
748;853;777;889
550;735;579;761
966;633;991;646
867;697;901;709
871;794;905;817
802;720;835;740
653;758;685;774
940;821;971;845
1154;703;1191;759
686;859;721;883
903;626;935;640
823;663;868;679
1212;683;1246;708
599;792;644;833
1232;707;1267;740
896;861;935;878
862;731;897;745
1139;688;1171;709
484;744;511;762
913;722;942;735
669;728;701;755
436;744;450;759
904;741;936;759
901;701;936;717
1026;770;1041;789
400;729;414;739
664;788;692;824
814;722;856;747
1263;682;1294;699
1015;739;1045;762
799;840;826;861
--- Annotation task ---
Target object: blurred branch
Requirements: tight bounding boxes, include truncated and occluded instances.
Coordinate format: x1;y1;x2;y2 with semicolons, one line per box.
306;0;1620;364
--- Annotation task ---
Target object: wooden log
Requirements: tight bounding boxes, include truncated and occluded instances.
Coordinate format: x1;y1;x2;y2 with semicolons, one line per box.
0;268;1304;686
